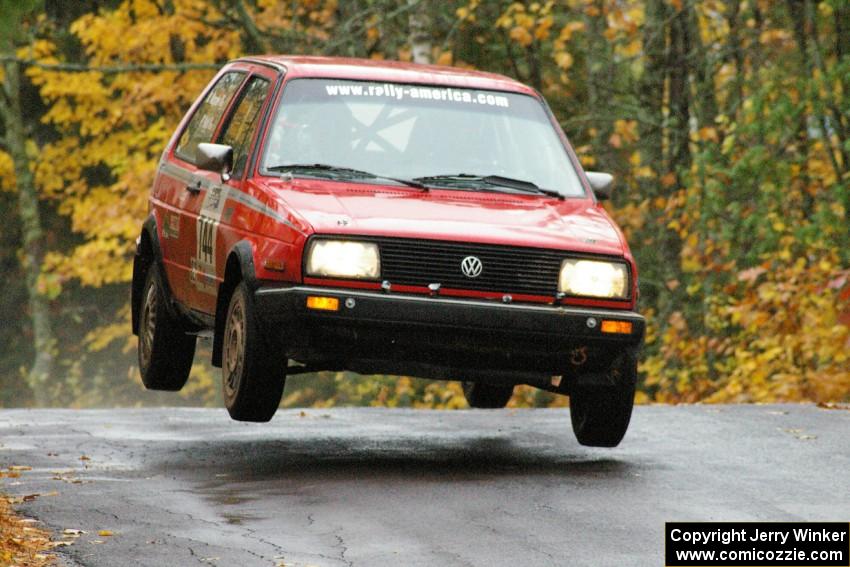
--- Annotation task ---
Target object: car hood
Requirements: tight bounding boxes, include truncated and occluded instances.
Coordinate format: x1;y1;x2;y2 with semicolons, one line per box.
265;178;626;256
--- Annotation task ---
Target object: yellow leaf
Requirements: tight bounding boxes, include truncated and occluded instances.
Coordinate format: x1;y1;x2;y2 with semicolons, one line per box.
436;51;453;66
558;21;585;42
509;25;534;47
554;51;574;69
698;127;719;143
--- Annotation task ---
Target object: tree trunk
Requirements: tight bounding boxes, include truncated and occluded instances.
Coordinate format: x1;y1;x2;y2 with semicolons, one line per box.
638;0;667;190
584;0;613;170
1;55;55;406
687;2;718;130
787;0;845;180
408;0;431;64
668;2;691;175
725;0;745;116
836;3;850;60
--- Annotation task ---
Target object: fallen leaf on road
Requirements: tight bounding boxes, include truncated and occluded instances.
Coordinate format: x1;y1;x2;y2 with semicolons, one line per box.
52;474;85;484
817;402;850;410
781;427;817;440
98;530;114;537
8;466;32;472
62;529;85;536
1;494;54;565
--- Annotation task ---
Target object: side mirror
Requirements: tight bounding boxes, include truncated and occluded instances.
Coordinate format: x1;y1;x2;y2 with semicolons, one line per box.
585;171;614;201
196;143;234;182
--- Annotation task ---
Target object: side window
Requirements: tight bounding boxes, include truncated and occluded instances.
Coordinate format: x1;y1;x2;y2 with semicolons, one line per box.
217;77;270;179
174;72;245;164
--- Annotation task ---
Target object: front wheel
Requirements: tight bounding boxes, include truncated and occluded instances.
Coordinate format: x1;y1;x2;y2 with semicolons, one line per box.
569;353;637;447
222;282;285;422
138;263;196;391
462;382;514;409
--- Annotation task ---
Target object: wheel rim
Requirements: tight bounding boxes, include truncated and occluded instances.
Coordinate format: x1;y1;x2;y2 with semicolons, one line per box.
139;280;157;370
223;299;245;397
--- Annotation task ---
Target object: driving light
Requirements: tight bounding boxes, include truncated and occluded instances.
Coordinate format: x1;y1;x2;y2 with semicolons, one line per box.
601;320;633;334
558;259;629;299
306;240;380;280
306;296;340;311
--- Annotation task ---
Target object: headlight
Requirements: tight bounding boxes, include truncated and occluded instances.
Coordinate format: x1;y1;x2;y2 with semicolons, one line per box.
558;259;629;299
305;240;380;280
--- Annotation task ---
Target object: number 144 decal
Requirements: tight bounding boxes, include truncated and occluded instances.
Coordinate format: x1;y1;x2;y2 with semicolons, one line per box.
191;184;225;294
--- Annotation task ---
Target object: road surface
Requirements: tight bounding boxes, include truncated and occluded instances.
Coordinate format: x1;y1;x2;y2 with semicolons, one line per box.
1;405;848;566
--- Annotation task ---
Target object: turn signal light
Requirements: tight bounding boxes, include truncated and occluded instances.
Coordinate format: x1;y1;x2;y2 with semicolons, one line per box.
263;259;286;272
306;296;340;311
601;320;633;334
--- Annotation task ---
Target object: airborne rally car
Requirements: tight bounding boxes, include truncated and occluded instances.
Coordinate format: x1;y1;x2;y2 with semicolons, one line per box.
131;56;645;447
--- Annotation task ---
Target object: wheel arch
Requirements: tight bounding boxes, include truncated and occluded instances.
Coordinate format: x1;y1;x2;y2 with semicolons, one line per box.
131;215;163;335
212;240;258;367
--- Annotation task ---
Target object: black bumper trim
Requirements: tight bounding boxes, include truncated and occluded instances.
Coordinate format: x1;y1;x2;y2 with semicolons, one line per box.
254;285;645;343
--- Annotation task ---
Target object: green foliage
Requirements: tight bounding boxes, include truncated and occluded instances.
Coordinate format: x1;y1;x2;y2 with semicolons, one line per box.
0;0;41;42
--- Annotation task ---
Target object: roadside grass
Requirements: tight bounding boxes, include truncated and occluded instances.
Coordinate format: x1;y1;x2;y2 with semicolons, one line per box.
0;492;55;566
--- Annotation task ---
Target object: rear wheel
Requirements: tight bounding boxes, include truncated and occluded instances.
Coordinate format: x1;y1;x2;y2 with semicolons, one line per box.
222;282;285;422
138;264;196;391
462;382;514;409
569;353;637;447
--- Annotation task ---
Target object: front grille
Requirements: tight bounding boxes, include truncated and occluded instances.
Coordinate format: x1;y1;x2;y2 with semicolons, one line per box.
374;237;567;297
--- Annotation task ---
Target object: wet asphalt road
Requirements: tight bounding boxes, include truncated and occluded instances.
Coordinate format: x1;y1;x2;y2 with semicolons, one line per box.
1;405;848;567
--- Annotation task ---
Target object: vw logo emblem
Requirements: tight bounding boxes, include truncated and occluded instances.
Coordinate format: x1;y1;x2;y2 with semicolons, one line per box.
461;256;483;278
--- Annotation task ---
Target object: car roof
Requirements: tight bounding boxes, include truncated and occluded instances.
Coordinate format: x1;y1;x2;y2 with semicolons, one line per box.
236;55;538;96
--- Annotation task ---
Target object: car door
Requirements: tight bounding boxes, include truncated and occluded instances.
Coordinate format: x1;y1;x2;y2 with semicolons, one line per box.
194;67;277;314
154;69;246;310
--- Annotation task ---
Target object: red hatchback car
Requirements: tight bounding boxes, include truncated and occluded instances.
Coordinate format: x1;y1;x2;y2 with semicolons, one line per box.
132;56;645;446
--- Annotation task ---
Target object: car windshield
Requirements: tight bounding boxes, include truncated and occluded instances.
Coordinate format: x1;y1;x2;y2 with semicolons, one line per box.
261;78;586;197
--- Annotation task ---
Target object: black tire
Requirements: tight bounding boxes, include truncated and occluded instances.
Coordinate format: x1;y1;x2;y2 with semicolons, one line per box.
221;282;285;422
569;353;637;447
462;382;514;409
137;263;196;391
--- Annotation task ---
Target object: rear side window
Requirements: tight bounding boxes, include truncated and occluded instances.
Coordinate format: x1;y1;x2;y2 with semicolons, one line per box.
174;72;245;164
217;76;270;179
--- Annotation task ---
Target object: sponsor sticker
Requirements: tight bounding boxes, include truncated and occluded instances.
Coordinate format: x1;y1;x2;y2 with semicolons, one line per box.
192;183;226;295
163;213;180;239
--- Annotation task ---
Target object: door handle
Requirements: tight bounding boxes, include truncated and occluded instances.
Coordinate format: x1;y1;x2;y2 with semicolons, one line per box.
185;180;202;194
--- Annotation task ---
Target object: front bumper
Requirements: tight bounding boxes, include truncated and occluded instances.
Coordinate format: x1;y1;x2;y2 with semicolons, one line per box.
254;285;644;380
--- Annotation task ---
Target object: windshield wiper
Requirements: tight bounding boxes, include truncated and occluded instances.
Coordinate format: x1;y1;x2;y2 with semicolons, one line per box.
267;163;429;191
412;173;563;199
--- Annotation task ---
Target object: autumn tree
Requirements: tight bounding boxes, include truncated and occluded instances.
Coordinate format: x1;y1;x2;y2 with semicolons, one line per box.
0;0;56;405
